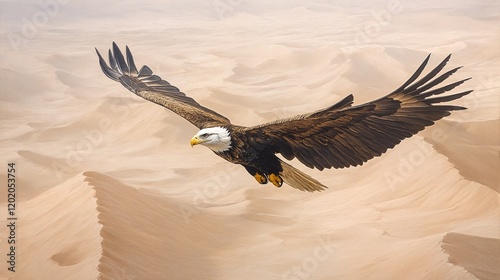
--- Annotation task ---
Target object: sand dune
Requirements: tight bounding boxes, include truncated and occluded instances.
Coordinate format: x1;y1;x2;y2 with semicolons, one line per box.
442;232;500;280
3;174;102;280
1;0;499;279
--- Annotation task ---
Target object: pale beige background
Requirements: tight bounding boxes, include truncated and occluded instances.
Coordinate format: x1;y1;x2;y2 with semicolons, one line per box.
0;1;499;279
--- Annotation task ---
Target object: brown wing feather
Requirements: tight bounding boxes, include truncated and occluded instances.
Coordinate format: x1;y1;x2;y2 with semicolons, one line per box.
245;54;472;170
96;42;230;129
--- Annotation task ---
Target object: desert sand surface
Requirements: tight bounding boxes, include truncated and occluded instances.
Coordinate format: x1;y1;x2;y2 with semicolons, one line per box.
0;1;499;279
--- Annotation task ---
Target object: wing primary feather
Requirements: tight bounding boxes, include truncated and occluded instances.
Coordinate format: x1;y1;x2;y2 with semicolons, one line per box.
125;46;138;75
142;75;162;82
418;78;471;99
95;48;121;81
408;66;462;95
112;42;130;75
403;54;452;93
138;65;153;77
422;90;472;105
390;54;431;94
108;49;119;72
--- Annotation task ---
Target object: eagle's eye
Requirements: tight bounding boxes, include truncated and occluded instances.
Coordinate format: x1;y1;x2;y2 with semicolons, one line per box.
200;133;210;138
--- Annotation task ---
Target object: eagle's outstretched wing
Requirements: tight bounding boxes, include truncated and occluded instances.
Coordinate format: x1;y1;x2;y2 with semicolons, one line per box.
246;54;472;170
96;42;231;129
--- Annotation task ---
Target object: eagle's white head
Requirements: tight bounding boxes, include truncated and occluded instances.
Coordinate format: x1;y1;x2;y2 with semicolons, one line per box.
190;126;232;152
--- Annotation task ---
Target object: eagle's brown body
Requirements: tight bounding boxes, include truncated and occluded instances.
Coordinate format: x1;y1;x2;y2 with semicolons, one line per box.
96;43;471;192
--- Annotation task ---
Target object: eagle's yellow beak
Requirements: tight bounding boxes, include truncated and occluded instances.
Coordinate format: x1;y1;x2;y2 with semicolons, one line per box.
190;136;200;147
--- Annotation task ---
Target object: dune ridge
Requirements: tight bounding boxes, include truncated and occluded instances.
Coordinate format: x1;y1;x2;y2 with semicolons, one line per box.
85;171;233;280
0;173;102;280
1;1;499;279
442;232;500;280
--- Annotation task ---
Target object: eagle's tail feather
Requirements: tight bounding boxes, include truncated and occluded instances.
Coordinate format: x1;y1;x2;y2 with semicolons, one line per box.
279;159;328;192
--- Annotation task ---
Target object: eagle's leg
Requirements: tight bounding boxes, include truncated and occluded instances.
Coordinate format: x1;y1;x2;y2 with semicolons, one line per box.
243;165;268;184
268;173;283;188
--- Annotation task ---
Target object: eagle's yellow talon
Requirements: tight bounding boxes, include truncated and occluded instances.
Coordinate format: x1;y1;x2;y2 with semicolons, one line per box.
269;173;283;188
254;173;268;184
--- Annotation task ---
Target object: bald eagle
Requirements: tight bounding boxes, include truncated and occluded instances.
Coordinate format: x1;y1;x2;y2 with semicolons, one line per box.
96;43;471;192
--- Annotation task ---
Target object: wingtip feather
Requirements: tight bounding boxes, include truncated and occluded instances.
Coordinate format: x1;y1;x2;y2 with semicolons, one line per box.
126;45;138;75
111;42;130;75
95;47;121;81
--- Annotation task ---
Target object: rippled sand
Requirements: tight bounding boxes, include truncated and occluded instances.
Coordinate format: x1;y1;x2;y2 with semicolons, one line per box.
0;1;499;279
